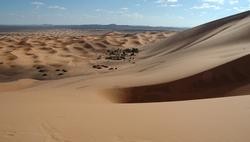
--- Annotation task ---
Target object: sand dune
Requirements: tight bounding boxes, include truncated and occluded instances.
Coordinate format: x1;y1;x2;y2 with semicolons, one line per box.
110;54;250;103
0;30;172;81
0;11;250;142
106;11;250;103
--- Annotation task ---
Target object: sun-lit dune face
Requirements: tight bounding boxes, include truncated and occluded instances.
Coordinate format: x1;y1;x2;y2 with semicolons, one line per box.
0;30;174;81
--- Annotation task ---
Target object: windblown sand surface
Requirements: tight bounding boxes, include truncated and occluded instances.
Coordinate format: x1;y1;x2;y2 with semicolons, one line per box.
0;11;250;142
0;30;173;81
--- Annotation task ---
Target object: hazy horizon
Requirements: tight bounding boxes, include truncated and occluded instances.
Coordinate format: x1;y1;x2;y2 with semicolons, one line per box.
0;23;189;28
0;0;250;27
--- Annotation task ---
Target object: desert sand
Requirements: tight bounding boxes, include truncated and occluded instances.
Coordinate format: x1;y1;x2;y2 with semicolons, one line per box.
0;11;250;142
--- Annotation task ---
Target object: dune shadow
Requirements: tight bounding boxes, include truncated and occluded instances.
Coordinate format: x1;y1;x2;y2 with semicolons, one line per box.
108;54;250;103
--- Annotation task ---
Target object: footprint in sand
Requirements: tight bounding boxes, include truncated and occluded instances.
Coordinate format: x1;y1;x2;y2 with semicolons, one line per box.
40;122;71;142
113;136;152;142
0;130;17;137
6;131;16;137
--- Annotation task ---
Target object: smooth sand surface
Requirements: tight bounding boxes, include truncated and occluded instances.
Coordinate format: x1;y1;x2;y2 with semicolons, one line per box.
0;11;250;142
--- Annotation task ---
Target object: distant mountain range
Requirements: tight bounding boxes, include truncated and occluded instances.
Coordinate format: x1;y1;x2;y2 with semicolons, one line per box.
0;24;187;32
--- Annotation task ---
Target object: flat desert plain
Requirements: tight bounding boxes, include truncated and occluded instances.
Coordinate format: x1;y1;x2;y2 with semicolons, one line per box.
0;11;250;142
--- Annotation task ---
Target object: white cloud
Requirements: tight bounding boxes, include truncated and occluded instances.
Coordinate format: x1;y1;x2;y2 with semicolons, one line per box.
169;4;182;7
48;5;66;10
31;1;44;9
230;0;250;12
192;3;220;9
233;6;250;12
203;0;224;5
31;1;44;5
156;0;178;4
155;0;181;7
229;0;239;5
95;9;115;14
121;7;129;10
192;0;225;10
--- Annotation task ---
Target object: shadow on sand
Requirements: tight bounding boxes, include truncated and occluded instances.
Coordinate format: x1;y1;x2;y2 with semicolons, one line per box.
108;54;250;103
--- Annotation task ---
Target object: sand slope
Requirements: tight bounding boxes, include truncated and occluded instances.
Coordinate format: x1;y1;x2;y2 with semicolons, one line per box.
0;11;250;142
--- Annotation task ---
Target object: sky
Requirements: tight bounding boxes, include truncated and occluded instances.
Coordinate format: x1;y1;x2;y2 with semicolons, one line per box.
0;0;250;27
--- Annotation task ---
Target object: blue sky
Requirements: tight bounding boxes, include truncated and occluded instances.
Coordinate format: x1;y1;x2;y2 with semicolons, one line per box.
0;0;249;27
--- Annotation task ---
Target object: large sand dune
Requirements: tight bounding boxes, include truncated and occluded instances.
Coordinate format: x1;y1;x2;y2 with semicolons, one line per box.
0;11;250;142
